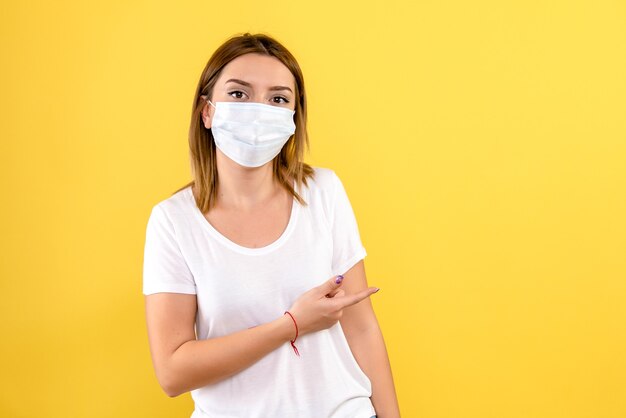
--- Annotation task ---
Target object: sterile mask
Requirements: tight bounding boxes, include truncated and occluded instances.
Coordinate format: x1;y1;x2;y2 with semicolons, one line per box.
206;100;296;168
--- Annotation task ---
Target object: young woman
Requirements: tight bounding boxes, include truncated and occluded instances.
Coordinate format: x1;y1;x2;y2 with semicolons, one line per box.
143;33;401;418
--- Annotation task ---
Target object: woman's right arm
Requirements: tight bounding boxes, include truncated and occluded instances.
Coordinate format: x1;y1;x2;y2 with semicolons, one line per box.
145;275;378;397
145;292;293;397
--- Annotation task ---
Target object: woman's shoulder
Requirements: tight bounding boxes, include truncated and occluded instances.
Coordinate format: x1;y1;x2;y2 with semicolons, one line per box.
308;166;340;191
149;185;195;221
302;167;346;212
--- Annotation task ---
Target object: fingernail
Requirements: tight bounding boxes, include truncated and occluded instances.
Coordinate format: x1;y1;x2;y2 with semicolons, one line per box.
374;288;380;293
335;275;344;284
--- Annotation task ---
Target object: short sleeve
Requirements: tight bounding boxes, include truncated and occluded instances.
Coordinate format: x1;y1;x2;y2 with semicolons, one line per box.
329;171;367;276
142;204;197;295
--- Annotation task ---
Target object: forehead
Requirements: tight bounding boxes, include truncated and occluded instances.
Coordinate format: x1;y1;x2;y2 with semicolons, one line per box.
216;53;295;90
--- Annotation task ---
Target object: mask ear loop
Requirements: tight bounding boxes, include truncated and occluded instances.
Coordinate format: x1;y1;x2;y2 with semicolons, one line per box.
200;95;217;109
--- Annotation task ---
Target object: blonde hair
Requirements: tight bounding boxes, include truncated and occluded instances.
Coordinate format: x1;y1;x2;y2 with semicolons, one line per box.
174;33;314;212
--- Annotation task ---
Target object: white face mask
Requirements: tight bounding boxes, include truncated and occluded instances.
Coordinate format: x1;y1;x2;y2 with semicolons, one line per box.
206;100;296;168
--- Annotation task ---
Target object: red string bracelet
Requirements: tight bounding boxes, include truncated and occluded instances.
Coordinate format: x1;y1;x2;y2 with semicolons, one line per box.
284;311;300;356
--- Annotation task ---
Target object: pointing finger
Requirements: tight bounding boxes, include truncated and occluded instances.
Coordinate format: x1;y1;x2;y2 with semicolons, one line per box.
336;287;380;308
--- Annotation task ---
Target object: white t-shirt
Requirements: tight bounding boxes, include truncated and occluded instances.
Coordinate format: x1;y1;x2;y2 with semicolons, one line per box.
142;167;375;418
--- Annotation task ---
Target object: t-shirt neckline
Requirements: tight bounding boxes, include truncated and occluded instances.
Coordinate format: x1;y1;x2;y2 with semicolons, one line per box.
186;182;301;256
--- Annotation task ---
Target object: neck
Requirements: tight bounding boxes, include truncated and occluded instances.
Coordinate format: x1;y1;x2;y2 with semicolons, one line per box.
214;150;282;210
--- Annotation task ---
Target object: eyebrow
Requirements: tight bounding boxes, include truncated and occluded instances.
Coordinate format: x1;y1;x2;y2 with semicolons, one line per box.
225;78;293;94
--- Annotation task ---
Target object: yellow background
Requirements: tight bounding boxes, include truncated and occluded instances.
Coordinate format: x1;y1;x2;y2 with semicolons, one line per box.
1;0;625;417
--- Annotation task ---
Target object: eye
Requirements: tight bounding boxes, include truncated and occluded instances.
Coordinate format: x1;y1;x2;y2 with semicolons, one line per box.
228;90;247;100
272;96;289;104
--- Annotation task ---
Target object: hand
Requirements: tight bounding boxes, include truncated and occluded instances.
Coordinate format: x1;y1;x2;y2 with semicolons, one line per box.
286;275;379;337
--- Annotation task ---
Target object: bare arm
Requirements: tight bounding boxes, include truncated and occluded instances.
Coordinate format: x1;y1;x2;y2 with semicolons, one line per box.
339;260;401;418
145;293;294;397
145;275;379;397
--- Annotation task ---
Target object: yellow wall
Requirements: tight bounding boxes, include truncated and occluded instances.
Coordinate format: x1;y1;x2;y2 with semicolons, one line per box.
1;1;625;417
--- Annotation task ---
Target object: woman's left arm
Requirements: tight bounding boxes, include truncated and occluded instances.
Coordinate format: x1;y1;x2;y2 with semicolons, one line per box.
339;260;401;418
